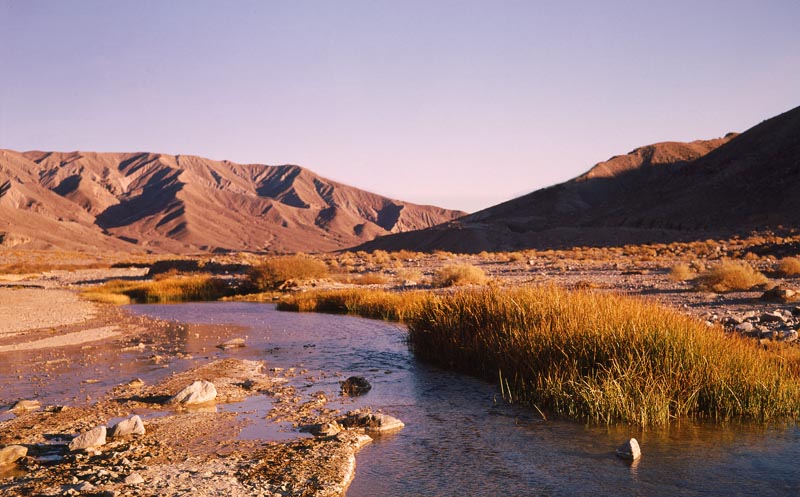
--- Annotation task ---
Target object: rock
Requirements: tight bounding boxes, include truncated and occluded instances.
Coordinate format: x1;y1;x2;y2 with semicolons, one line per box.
760;286;798;303
9;399;40;412
781;329;799;343
76;481;96;492
127;378;145;388
340;376;372;396
792;306;800;316
0;445;28;466
217;338;246;350
616;438;641;461
170;380;217;405
760;311;786;323
124;472;145;485
304;422;342;437
69;425;107;451
734;322;754;333
109;415;145;438
340;412;405;434
402;280;418;287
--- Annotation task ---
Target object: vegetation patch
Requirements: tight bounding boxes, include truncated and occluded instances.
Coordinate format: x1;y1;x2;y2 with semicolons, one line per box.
693;260;768;292
249;255;329;290
407;285;800;426
776;257;800;277
82;274;230;304
277;288;430;322
432;264;488;287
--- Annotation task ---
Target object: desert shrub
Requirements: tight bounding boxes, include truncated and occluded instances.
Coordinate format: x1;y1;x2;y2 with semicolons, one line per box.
669;263;696;281
432;264;488;287
249;255;329;290
396;268;425;284
351;273;390;285
693;260;768;293
776;257;800;277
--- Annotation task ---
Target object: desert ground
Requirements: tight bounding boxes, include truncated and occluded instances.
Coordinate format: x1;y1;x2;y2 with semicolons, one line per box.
2;235;800;496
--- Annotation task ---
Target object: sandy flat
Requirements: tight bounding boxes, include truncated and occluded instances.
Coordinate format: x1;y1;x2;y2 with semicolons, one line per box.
0;326;119;352
0;288;96;337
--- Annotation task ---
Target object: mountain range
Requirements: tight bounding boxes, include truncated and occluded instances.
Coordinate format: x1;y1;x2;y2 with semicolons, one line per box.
359;105;800;252
0;151;464;253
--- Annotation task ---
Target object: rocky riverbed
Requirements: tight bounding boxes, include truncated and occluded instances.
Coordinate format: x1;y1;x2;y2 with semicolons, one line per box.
0;358;403;496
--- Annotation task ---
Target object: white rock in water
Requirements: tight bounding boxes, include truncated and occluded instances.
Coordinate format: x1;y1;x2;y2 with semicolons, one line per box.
616;438;641;461
9;399;40;412
217;338;246;350
69;425;107;451
109;415;146;438
170;380;217;405
0;445;28;466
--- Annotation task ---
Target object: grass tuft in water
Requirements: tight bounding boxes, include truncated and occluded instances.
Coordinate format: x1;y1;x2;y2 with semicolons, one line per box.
82;274;230;304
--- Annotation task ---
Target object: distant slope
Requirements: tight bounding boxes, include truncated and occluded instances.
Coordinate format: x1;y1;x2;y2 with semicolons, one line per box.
0;151;465;252
359;105;800;253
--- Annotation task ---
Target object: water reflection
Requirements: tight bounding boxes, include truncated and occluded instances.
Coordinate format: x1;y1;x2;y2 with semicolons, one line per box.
4;302;797;497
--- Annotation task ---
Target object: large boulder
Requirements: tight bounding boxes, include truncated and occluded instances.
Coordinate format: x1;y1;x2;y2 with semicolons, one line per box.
69;425;107;451
170;380;217;405
340;376;372;396
616;438;641;461
0;445;27;466
109;415;146;438
760;286;798;303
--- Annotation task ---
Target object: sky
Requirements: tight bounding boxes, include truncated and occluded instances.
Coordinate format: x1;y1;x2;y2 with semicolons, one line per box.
1;1;798;213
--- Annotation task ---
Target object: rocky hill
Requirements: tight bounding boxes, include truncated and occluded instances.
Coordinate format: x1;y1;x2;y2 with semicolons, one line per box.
359;105;800;252
0;150;465;253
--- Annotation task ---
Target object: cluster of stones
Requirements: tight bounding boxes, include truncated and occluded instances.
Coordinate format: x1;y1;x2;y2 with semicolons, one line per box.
706;305;800;343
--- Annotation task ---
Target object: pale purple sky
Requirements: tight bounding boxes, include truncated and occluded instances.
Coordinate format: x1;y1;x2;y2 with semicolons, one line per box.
1;1;798;212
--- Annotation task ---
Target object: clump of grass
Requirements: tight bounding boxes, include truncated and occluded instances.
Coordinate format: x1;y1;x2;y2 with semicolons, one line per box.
349;273;391;285
249;255;329;290
776;257;800;277
669;262;696;281
278;288;430;322
396;268;425;285
432;264;488;287
82;274;230;304
407;285;800;426
693;260;768;292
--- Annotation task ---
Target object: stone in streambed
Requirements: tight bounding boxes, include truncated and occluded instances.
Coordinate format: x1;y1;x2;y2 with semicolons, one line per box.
124;472;145;485
616;438;641;461
340;376;372;396
109;415;145;438
340;412;404;434
69;425;107;451
0;445;28;466
217;338;246;350
170;380;217;405
9;399;40;413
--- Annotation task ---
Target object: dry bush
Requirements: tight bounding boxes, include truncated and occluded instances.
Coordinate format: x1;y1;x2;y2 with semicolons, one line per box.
432;264;488;287
776;257;800;277
669;263;696;282
693;260;768;293
396;268;425;284
351;273;390;285
82;274;229;304
249;255;329;290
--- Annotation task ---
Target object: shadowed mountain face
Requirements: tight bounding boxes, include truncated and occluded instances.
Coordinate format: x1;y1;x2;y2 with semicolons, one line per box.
0;151;465;253
359;105;800;253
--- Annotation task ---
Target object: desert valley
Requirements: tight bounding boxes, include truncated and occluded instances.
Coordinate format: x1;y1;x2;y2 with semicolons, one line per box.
1;102;800;496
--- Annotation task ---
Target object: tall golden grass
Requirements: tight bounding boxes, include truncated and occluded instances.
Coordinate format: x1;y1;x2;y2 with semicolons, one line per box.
277;288;429;322
776;257;800;277
407;286;800;425
432;264;488;287
81;274;229;304
278;285;800;425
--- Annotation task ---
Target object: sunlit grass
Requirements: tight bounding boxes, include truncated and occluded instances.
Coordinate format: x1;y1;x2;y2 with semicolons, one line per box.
82;274;230;304
693;260;768;292
277;285;800;426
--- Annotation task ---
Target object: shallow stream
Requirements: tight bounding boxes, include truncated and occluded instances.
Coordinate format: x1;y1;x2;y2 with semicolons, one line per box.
3;302;800;496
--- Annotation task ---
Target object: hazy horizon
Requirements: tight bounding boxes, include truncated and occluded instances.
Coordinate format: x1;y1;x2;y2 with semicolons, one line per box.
1;0;798;212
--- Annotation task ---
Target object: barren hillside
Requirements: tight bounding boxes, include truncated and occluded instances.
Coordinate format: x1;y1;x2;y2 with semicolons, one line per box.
359;105;800;252
0;151;465;253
